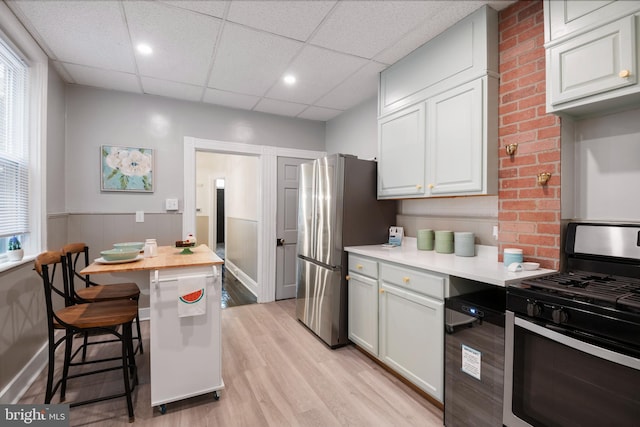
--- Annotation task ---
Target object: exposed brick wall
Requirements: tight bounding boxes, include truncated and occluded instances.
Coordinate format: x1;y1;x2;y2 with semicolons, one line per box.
498;0;561;270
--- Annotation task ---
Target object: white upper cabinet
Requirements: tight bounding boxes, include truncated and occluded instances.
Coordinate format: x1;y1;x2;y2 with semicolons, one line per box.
377;5;498;200
379;5;498;117
544;1;640;116
378;103;426;198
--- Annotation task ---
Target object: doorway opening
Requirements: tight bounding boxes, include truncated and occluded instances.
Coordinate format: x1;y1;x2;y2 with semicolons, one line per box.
197;153;257;309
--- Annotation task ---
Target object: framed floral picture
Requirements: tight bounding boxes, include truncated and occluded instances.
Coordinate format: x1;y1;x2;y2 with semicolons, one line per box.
101;145;154;192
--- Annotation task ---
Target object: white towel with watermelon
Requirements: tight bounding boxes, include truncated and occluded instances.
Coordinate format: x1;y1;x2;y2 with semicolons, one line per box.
178;276;206;317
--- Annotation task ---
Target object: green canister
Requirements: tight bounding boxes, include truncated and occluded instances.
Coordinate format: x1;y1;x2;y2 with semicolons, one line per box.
417;229;434;250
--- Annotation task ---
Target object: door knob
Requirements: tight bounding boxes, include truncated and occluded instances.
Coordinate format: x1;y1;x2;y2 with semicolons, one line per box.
619;69;631;78
276;238;285;246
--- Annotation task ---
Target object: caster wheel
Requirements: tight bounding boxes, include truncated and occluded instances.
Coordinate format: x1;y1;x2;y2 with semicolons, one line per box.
213;391;220;401
159;404;166;414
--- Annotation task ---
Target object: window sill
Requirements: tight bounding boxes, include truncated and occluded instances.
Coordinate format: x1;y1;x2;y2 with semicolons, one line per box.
0;254;36;274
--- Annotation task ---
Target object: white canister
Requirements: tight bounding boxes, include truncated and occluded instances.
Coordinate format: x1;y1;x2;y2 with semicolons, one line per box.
144;238;158;258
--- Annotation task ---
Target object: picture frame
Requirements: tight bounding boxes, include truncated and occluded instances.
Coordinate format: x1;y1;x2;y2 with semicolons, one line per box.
101;145;154;193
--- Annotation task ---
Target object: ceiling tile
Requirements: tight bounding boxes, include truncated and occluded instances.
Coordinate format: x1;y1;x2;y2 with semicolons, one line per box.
203;89;260;110
8;0;135;72
141;77;203;102
309;1;439;59
209;23;303;96
64;63;142;93
298;106;343;122
124;1;221;85
159;0;228;18
316;61;386;111
267;45;368;104
227;0;337;41
253;98;308;117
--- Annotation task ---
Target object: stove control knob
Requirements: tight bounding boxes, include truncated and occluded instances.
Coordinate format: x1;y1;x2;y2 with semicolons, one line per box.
552;307;568;324
526;300;542;317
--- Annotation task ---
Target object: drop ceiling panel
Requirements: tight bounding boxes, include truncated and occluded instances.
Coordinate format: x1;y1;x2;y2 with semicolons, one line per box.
209;23;303;96
203;89;260;110
316;61;386;111
124;1;221;85
160;0;228;18
253;98;308;117
64;63;141;94
309;1;439;59
9;0;135;73
141;77;203;102
226;0;337;41
298;106;343;121
267;45;368;104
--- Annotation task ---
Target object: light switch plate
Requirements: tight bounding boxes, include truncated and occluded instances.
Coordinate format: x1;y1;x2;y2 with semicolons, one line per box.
136;211;144;222
165;198;179;211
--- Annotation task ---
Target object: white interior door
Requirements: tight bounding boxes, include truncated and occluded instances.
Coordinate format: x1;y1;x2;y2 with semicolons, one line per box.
276;157;307;300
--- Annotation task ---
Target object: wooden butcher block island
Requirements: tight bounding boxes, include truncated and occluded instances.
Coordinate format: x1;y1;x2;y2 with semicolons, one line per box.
81;244;225;414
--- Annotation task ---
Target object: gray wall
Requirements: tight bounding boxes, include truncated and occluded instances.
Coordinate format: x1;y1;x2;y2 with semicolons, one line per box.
325;96;378;160
65;85;325;214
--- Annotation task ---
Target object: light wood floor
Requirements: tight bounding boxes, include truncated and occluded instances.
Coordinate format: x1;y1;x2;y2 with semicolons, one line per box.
19;299;443;426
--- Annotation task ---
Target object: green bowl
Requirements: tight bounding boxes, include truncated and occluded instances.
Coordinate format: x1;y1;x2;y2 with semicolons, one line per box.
100;248;140;261
113;241;144;251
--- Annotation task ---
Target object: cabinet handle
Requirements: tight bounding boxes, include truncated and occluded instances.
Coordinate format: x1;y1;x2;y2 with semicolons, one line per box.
428;184;434;189
356;264;363;270
403;276;410;283
619;69;631;78
416;184;423;190
379;289;385;294
346;275;351;281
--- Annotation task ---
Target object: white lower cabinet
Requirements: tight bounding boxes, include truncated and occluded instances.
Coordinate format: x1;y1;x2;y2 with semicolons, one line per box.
379;283;444;401
347;254;446;403
347;272;379;355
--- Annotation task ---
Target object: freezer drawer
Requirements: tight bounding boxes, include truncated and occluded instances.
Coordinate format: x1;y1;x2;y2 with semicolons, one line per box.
295;258;347;347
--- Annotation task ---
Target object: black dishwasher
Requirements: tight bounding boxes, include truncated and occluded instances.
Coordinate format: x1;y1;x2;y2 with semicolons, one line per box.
444;287;505;427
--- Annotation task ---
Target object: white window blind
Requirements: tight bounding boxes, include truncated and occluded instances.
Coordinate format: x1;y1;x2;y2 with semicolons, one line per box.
0;37;28;238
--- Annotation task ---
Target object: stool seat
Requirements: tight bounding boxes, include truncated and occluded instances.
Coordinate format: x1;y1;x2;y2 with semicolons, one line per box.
56;300;138;329
75;283;140;302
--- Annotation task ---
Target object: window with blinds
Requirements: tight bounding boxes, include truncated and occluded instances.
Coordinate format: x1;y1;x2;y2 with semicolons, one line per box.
0;37;28;249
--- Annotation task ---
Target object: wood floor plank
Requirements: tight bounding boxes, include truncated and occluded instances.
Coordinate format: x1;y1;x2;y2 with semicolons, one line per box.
18;300;444;426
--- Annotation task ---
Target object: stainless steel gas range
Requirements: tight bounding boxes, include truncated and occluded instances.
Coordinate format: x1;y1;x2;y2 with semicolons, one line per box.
503;222;640;427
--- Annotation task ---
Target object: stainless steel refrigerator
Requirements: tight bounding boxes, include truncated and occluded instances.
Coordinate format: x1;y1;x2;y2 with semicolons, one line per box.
295;154;396;347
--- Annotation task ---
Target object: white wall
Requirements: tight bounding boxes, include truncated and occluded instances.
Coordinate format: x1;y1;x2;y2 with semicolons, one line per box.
570;107;640;221
65;85;325;214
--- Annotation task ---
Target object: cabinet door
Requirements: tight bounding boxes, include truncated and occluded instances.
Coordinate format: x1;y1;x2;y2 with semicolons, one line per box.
549;16;636;106
378;103;426;198
428;79;483;196
379;282;444;402
546;0;640;41
347;272;379;356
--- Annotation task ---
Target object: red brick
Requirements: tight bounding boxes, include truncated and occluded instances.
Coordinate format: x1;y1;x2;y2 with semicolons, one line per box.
537;246;561;259
501;153;536;167
519;164;557;177
518;69;546;87
501;222;536;233
519;115;558;132
518;93;546;110
537;199;561;210
537;126;561;139
503;108;536;125
499;232;518;243
517;1;542;22
501;130;537;146
501;177;536;189
537;223;561;234
502;85;536;103
501;38;536;62
519;188;551;198
498;211;518;221
499;38;519;57
519;212;557;222
502;200;538;211
538;150;561;163
499;123;519;136
503;62;537;82
499;167;518;178
498;189;518;199
519;234;556;246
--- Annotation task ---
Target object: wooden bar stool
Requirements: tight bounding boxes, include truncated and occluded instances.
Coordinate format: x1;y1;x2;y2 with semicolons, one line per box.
35;251;138;422
62;243;144;357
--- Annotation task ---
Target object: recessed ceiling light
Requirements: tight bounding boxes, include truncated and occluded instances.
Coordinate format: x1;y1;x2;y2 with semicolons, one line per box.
283;74;296;85
136;43;153;55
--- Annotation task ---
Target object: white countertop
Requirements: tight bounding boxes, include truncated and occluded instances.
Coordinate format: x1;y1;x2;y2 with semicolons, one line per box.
345;237;556;287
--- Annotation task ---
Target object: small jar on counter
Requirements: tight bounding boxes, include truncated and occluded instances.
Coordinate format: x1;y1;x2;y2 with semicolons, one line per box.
144;239;158;258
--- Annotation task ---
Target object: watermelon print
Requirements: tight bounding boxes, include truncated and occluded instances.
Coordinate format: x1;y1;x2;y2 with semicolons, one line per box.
180;289;205;304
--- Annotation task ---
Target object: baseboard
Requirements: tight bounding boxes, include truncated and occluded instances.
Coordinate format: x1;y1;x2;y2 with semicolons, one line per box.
0;341;48;404
224;260;258;297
